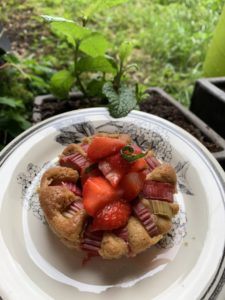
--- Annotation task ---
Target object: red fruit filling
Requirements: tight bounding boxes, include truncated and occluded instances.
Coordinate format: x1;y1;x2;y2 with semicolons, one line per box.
87;136;126;161
90;200;131;231
83;176;119;216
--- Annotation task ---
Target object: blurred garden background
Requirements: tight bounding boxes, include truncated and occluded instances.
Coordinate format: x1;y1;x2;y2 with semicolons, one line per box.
0;0;224;149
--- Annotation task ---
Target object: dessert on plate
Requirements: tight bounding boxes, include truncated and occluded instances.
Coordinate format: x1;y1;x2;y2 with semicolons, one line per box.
39;133;179;259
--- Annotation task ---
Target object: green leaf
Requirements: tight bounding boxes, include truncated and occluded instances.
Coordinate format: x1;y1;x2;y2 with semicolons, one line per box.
41;15;74;22
87;79;105;97
119;41;134;63
10;113;31;130
0;97;24;108
80;34;111;57
4;53;20;64
47;19;91;46
203;6;225;76
50;70;74;99
103;82;137;118
83;0;129;19
77;56;116;74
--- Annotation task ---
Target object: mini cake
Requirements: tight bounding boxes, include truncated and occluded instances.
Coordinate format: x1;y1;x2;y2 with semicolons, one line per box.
39;133;179;259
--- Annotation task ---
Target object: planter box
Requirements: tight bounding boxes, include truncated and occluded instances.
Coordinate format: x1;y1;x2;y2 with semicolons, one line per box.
142;88;225;170
33;88;225;170
190;77;225;139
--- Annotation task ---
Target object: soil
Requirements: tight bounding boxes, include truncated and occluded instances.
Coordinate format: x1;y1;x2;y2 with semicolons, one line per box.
33;90;223;153
1;0;55;57
140;91;223;153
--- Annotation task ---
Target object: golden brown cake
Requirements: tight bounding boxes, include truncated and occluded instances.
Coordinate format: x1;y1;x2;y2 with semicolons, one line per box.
39;133;179;259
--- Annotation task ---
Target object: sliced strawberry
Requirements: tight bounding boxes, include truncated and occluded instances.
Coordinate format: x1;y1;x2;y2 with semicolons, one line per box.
90;200;131;231
98;153;130;187
83;176;119;216
120;171;145;201
130;158;148;172
81;167;102;187
87;136;126;161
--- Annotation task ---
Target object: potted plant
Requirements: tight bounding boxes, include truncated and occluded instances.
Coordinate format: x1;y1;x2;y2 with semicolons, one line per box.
33;1;225;169
190;77;225;140
34;0;141;122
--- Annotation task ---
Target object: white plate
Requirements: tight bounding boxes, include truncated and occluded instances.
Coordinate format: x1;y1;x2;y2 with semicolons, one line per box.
0;108;225;300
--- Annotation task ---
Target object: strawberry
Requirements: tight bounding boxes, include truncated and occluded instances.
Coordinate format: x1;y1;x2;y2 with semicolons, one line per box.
80;167;102;187
130;158;148;172
87;136;126;161
98;153;130;187
120;171;146;201
83;176;119;216
90;200;131;231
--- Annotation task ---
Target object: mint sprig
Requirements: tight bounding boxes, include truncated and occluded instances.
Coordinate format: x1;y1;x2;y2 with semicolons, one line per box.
103;82;137;118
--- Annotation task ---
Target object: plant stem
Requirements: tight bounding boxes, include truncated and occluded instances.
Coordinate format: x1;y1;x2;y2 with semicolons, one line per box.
74;41;87;96
113;60;123;92
0;62;29;78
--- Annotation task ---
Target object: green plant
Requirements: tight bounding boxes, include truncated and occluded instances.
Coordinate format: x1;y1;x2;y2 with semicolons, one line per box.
42;0;143;118
0;49;31;150
203;4;225;77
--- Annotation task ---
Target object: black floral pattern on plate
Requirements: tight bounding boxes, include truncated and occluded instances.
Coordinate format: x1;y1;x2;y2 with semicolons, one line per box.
55;121;173;162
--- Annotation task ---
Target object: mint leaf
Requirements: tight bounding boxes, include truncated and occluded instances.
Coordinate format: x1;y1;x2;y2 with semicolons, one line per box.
77;56;116;74
41;15;74;22
0;97;24;108
87;79;105;97
83;0;129;19
119;41;134;63
47;19;91;46
103;82;137;118
80;33;111;57
50;70;74;99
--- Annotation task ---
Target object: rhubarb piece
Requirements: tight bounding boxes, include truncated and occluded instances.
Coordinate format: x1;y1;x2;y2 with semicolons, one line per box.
142;180;174;202
113;226;131;253
142;199;173;219
145;156;160;171
81;228;103;255
60;152;90;173
133;201;159;237
98;153;130;187
63;200;84;218
61;181;82;196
